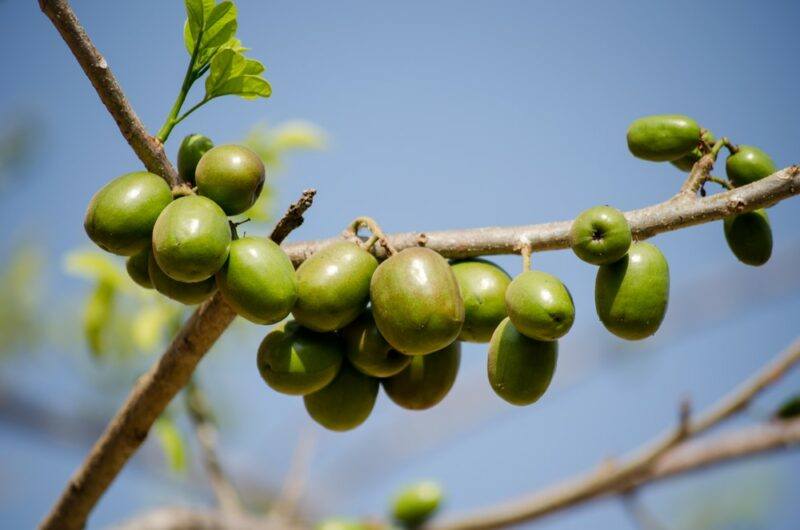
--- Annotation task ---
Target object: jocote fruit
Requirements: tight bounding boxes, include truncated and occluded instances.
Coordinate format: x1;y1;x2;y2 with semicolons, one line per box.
148;252;217;305
626;114;701;162
505;271;575;341
304;362;379;432
391;481;443;528
726;145;776;187
370;247;464;355
570;205;632;265
342;309;412;378
724;209;772;266
195;144;265;215
382;342;461;410
126;249;153;289
450;258;511;343
84;171;172;255
177;133;213;184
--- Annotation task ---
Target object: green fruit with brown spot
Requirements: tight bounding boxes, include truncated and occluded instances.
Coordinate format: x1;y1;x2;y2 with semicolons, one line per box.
726;145;776;187
505;271;574;341
177;133;213;184
152;195;232;283
487;317;557;406
391;481;444;527
84;172;172;255
723;209;772;266
195;144;265;215
292;241;378;332
126;249;153;289
382;341;460;410
342;309;411;378
626;114;701;162
370;247;464;355
450;259;511;343
304;362;379;431
216;237;298;324
671;131;715;172
257;321;344;396
148;252;216;304
595;242;670;340
570;205;632;265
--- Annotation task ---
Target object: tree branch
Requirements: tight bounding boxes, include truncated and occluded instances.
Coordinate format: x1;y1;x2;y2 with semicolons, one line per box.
38;0;182;187
39;191;316;530
429;337;800;530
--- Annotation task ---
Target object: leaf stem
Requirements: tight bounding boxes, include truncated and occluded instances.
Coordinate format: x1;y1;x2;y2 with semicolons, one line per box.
155;29;204;144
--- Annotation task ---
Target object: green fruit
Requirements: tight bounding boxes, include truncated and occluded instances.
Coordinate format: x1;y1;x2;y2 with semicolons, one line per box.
487;317;558;406
370;248;465;355
570;205;632;265
148;252;216;304
726;145;776;187
84;172;172;255
304;361;379;432
216;237;298;324
391;481;443;527
257;321;344;396
292;241;378;332
195;144;265;215
595;242;669;340
671;131;715;172
382;342;460;410
450;259;511;343
315;518;367;530
126;249;152;289
343;309;412;378
723;209;772;266
505;271;574;341
152;195;232;283
177;133;214;184
626;114;701;162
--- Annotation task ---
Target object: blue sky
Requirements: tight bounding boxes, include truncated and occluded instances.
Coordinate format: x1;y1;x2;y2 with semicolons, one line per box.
1;1;799;529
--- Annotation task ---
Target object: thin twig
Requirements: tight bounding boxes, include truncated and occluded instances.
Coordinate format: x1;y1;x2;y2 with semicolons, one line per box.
265;429;318;524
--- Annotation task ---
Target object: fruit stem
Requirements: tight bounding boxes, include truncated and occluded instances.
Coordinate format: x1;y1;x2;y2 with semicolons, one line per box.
155;28;204;144
709;138;726;160
723;139;739;155
520;241;533;272
707;176;733;190
347;216;397;255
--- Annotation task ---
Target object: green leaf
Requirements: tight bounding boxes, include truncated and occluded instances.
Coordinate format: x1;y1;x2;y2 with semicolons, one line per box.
185;1;238;66
206;49;271;99
84;279;116;357
775;394;800;420
184;0;216;53
131;304;180;352
154;416;187;474
64;249;129;288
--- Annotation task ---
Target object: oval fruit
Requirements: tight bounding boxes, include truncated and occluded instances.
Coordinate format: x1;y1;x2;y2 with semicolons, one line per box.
723;209;772;266
126;249;152;289
216;237;298;324
595;242;670;340
382;341;461;410
670;130;715;172
292;241;378;332
505;271;574;341
195;144;265;215
370;247;464;355
487;317;558;406
148;252;216;304
152;195;232;283
726;145;776;187
84;172;172;255
626;114;701;162
570;205;632;265
315;519;367;530
257;321;344;396
450;258;511;343
177;133;214;184
391;481;443;527
304;362;379;432
342;310;411;378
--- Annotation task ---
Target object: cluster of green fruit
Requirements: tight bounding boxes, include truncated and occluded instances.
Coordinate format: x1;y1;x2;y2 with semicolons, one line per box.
627;114;777;266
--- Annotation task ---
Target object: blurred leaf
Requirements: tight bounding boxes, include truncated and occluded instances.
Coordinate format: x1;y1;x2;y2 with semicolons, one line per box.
270;121;327;152
774;394;800;420
154;415;188;474
83;279;116;357
0;245;44;354
131;303;181;352
64;250;129;289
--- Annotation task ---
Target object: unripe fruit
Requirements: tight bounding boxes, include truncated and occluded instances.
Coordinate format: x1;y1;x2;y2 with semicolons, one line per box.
450;259;511;343
304;362;379;431
84;172;172;255
382;341;460;410
177;133;214;184
487;317;557;406
570;205;632;265
505;271;574;341
342;309;412;378
626;114;701;162
257;321;344;396
670;131;715;172
195;144;265;215
315;518;367;530
148;252;216;304
595;242;669;340
126;249;153;289
726;145;776;187
216;237;298;324
391;481;443;528
723;209;772;266
292;241;378;332
370;248;464;355
152;195;232;283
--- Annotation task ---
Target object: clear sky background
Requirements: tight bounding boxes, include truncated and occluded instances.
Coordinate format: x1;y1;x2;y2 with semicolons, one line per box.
1;1;799;529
